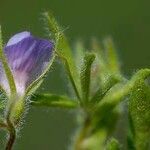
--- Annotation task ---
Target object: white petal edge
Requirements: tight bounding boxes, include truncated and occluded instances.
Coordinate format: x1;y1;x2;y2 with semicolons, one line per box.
6;31;31;47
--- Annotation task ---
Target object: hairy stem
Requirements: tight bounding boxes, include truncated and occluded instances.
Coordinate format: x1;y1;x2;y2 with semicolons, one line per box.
6;129;16;150
5;116;16;150
5;102;16;150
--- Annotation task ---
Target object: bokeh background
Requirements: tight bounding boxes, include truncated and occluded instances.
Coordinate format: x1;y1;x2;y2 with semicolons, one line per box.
0;0;150;149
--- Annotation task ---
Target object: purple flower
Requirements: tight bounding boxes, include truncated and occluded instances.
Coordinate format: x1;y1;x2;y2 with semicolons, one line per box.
0;31;53;95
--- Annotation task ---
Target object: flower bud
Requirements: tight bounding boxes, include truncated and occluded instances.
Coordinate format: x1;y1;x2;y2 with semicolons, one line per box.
0;31;53;96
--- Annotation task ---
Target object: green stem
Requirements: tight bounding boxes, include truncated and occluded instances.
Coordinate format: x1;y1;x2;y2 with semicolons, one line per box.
5;118;16;150
5;102;16;150
74;117;91;150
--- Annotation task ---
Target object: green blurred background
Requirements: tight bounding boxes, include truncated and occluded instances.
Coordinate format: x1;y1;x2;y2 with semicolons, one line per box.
0;0;150;149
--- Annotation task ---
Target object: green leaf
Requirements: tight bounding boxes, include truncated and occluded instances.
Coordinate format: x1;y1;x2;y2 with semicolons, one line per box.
97;69;150;111
92;69;150;128
91;38;110;85
74;40;85;68
43;12;81;100
30;94;79;109
91;75;122;104
80;53;95;104
59;55;81;101
43;12;73;61
91;38;122;86
0;26;16;96
42;12;60;41
103;37;121;75
106;138;120;150
129;80;150;150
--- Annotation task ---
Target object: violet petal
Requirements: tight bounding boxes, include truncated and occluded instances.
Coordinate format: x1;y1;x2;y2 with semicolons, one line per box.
4;31;53;88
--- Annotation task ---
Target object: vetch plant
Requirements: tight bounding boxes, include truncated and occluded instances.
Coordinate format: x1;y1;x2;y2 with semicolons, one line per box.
0;12;150;150
0;28;55;149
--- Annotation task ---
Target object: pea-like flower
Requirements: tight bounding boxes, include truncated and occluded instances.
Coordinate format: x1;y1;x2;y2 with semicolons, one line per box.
0;31;53;96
